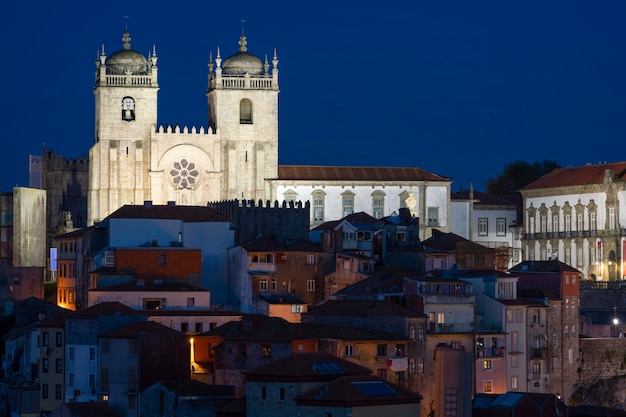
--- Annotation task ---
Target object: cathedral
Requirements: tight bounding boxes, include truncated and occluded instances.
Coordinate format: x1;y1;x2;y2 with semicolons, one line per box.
88;29;451;239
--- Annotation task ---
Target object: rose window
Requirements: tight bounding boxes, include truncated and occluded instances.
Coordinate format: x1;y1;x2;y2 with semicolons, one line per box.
170;159;199;189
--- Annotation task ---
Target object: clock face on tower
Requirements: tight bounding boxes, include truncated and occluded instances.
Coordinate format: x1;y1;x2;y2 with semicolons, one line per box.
122;97;135;121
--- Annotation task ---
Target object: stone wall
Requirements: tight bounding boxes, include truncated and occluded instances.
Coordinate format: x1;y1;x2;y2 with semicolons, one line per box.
575;337;626;407
208;199;310;245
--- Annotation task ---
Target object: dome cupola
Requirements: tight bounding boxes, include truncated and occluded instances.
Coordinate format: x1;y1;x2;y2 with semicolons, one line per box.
221;34;263;76
105;31;148;75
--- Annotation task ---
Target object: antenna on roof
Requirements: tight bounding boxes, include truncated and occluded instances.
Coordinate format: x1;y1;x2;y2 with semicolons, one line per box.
241;19;246;35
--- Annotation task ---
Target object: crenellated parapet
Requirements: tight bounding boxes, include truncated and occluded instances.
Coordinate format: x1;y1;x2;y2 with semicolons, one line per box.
43;151;89;172
208;199;310;245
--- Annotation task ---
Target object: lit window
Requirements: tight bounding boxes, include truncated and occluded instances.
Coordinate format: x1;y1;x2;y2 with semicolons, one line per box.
344;345;354;357
483;380;492;393
483;360;492;370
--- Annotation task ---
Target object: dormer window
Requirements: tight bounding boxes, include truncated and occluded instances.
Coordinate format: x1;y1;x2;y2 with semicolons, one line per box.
122;97;135;121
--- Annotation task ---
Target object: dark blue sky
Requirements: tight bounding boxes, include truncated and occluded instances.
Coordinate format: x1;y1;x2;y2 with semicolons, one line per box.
2;1;626;193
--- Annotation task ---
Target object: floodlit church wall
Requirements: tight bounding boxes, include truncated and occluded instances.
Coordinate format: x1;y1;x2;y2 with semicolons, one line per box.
150;127;223;205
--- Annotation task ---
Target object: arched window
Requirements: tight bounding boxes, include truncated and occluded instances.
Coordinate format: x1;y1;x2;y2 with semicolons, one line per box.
240;99;252;124
122;97;135;121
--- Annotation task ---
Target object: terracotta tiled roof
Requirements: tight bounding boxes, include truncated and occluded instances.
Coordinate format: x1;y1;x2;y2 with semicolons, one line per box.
68;301;142;319
88;282;209;293
297;375;422;406
451;190;522;207
246;352;372;378
509;260;580;274
305;300;422;318
100;320;181;338
104;204;227;223
156;380;234;397
521;161;626;191
278;165;449;182
54;402;123;417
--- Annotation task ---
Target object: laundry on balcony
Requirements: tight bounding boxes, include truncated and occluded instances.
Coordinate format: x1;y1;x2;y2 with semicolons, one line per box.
387;356;409;372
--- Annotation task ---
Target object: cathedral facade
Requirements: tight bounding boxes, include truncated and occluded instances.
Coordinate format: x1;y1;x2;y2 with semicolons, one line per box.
88;30;451;239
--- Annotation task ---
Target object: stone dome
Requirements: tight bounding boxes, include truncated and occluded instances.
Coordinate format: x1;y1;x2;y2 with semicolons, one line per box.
221;34;263;75
105;31;148;75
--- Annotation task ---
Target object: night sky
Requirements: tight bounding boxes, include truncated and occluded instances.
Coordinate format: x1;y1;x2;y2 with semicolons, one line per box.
1;1;626;193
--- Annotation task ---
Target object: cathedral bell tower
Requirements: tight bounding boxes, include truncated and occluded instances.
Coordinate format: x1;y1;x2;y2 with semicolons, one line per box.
207;32;279;202
89;30;159;225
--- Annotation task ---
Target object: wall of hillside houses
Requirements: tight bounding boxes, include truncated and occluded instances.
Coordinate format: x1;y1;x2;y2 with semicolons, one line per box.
575;338;626;407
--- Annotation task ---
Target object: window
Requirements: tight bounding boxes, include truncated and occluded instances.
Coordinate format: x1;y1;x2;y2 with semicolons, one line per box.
395;343;406;356
483;360;492;370
261;344;272;359
312;191;325;226
187;298;195;307
372;191;385;219
590;212;597;231
55;384;62;400
56;358;62;373
344;345;354;357
307;279;315;292
506;309;514;322
279;387;286;401
478;218;488;236
610;207;616;229
417;325;425;341
128;395;136;410
396;370;406;382
283;190;298;205
158;253;167;265
515;309;523;322
239;99;252;124
511;331;519;352
483;380;492;393
251;253;274;263
89;374;95;387
427;207;439;226
306;254;315;265
259;385;267;400
511;376;518;390
409;325;416;340
377;344;387;357
260;278;268;292
291;304;303;313
496;218;506;236
357;231;372;241
195;323;203;333
68;373;74;386
533;362;541;374
56;332;62;347
143;298;165;310
122;97;135;121
43;332;49;347
409;357;416;374
238;344;247;358
342;193;354;217
181;323;189;333
43;358;49;373
90;347;96;361
69;347;75;360
418;358;424;373
271;278;277;291
511;355;519;368
42;384;48;399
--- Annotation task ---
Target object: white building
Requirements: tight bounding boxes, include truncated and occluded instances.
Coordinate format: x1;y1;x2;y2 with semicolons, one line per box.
88;29;451;238
520;162;626;280
451;186;522;270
